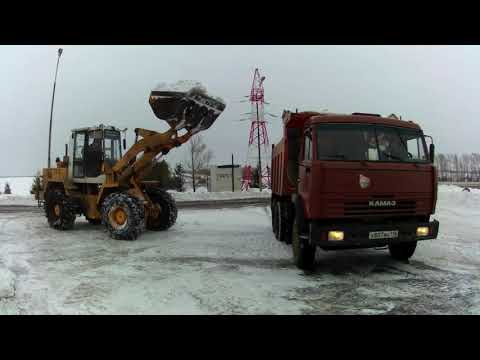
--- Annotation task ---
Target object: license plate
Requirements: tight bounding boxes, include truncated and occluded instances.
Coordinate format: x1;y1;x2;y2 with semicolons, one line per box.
368;230;399;240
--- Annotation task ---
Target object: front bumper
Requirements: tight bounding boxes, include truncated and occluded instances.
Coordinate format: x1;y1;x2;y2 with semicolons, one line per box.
310;219;439;250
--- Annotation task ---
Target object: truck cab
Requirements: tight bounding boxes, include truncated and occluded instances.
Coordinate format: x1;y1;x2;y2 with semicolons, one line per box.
271;111;439;270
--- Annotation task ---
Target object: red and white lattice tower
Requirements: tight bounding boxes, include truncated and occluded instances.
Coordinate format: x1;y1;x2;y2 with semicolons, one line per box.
241;68;271;191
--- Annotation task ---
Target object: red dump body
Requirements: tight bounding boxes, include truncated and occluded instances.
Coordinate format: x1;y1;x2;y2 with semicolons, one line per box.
272;111;320;196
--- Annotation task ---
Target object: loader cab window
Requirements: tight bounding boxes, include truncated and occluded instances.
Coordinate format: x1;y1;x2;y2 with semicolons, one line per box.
104;130;122;166
84;130;103;178
73;132;86;177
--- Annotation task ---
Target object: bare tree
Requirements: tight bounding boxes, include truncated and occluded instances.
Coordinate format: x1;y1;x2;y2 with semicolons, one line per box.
184;135;213;192
435;152;480;183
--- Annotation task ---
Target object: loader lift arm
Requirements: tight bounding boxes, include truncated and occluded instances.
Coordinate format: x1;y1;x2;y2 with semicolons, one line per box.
111;86;225;187
112;127;193;186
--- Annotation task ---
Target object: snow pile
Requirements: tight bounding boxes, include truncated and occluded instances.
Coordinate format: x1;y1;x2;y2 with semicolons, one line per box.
155;80;206;93
5;178;472;206
438;184;480;194
247;188;272;193
437;184;480;216
170;189;271;202
0;177;34;196
0;175;270;206
0;195;37;206
0;267;15;299
182;185;208;193
0;177;36;205
154;80;225;105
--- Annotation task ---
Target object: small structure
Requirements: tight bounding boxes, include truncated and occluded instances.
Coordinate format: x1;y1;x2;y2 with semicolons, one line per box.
208;164;242;192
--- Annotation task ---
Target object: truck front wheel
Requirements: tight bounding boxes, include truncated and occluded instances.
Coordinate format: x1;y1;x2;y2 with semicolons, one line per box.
277;202;287;242
388;241;417;261
272;199;279;238
292;217;316;270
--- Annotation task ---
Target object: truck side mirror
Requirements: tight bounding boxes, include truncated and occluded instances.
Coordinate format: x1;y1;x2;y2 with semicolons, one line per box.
123;138;126;150
429;143;435;163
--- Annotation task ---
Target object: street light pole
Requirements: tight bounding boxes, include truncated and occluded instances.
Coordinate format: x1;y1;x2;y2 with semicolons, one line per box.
48;48;63;168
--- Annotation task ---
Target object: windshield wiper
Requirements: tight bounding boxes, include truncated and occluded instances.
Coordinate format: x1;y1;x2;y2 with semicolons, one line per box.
394;129;409;152
323;154;346;159
381;151;403;161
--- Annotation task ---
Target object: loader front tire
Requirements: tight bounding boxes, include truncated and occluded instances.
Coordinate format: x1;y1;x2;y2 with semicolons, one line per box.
101;193;145;240
146;188;178;231
45;189;76;230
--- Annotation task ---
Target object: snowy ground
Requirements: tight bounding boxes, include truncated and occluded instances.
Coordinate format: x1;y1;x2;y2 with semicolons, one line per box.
0;185;479;314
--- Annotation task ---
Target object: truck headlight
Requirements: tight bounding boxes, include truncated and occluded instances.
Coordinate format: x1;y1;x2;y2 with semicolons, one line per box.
416;227;429;237
328;231;344;241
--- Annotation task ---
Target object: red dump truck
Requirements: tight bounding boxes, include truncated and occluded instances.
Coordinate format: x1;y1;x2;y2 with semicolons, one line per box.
271;111;439;270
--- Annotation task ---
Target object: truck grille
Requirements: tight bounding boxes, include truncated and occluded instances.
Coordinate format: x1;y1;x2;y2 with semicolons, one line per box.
344;200;416;216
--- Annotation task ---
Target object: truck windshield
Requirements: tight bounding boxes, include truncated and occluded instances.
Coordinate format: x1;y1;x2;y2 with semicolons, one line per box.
315;124;428;163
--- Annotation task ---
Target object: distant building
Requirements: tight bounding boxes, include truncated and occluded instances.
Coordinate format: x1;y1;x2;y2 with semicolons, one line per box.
208;164;242;192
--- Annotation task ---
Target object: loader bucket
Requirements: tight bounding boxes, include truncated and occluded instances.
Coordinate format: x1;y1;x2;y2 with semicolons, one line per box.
149;87;226;135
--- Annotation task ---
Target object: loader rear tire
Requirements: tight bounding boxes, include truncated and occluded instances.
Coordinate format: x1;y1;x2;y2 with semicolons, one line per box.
45;189;76;230
101;193;145;240
146;188;178;231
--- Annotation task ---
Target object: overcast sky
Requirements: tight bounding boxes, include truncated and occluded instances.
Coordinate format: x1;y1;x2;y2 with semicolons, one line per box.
1;45;478;176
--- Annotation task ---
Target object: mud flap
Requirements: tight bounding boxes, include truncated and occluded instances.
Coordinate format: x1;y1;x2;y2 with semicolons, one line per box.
149;87;226;135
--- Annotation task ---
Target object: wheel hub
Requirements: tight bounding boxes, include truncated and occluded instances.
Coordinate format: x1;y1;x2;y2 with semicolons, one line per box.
150;203;162;218
109;207;127;228
54;204;61;217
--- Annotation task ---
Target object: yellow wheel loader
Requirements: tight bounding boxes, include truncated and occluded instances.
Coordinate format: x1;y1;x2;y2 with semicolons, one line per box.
40;84;226;240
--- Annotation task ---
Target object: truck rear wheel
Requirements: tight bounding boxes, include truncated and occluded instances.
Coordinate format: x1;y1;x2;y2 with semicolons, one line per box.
388;241;417;261
277;202;287;242
292;217;316;270
283;202;293;245
45;189;76;230
101;193;145;240
271;198;277;235
145;188;178;231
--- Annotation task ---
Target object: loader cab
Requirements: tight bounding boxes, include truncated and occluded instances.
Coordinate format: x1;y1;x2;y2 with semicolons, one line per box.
69;125;123;183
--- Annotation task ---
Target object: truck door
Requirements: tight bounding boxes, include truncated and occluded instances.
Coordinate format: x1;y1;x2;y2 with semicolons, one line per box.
299;129;313;212
73;131;86;178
